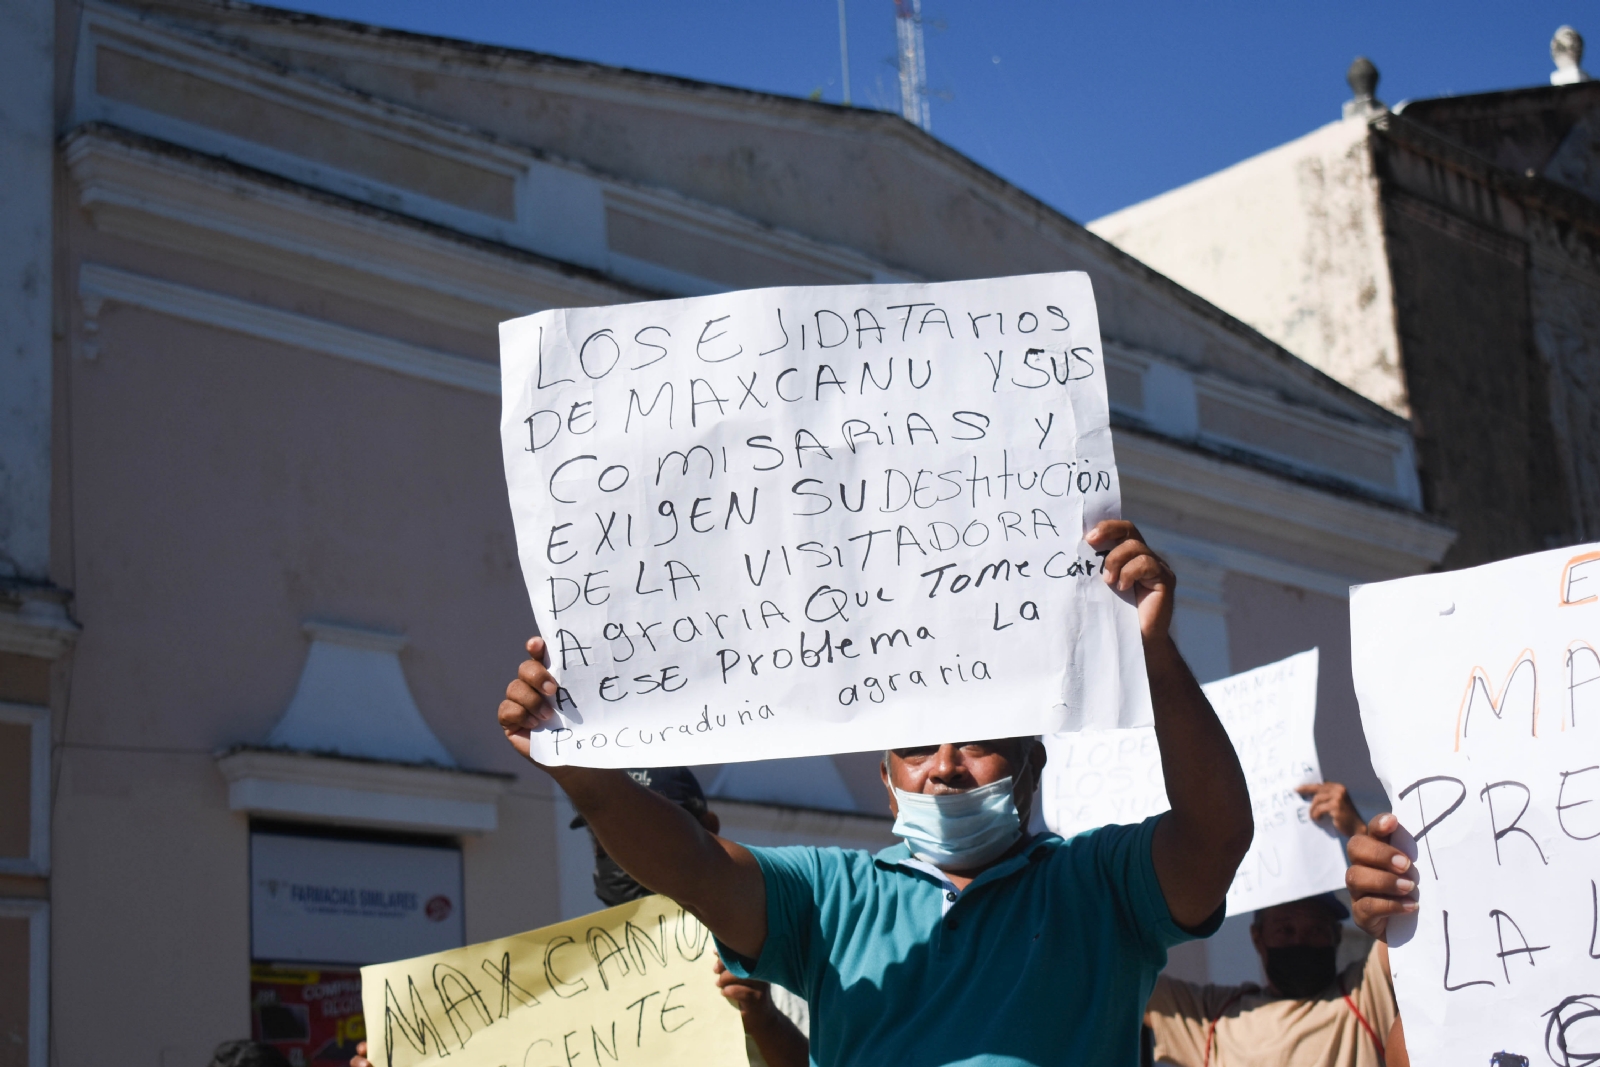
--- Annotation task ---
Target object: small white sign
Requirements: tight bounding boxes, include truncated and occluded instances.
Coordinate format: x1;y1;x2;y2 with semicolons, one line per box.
251;833;464;965
1043;649;1347;914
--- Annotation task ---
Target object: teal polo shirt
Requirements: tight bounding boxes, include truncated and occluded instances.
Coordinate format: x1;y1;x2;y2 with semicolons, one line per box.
718;815;1218;1067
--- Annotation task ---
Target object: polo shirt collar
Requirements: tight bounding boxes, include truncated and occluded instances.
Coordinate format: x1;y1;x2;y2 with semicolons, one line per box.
873;832;1060;890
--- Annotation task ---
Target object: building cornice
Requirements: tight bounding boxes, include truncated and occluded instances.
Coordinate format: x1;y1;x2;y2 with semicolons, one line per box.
1372;112;1600;239
78;261;501;394
64;124;643;331
215;747;512;834
0;599;79;661
1116;428;1455;586
109;0;1412;430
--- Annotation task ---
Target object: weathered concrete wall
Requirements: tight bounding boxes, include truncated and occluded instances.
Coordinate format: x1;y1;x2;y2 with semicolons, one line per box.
1373;130;1582;567
1090;119;1405;414
1528;220;1600;543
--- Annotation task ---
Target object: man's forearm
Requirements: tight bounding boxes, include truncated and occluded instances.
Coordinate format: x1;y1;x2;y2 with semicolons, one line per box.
1147;635;1253;925
551;767;768;955
745;1006;810;1067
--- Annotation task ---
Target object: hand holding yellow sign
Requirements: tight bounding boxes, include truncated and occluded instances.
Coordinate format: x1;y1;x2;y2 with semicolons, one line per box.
359;895;747;1067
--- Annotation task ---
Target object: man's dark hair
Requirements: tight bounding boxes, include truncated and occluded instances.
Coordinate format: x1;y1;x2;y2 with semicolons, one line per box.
208;1041;292;1067
885;737;1040;767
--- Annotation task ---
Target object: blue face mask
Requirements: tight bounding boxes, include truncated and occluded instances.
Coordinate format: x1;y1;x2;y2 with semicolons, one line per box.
890;764;1028;870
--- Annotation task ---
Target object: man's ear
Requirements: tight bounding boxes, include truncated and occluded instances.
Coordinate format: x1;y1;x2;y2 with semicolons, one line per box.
1018;752;1045;826
881;756;900;819
697;809;721;835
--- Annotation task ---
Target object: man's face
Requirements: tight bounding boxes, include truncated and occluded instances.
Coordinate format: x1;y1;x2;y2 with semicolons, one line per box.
1250;899;1341;953
881;739;1045;820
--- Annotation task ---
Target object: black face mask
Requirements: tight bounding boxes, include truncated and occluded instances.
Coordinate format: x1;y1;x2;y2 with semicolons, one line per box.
1264;945;1339;999
593;853;653;908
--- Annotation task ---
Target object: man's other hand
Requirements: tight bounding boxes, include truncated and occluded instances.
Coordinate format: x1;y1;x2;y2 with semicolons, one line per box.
1297;781;1367;838
1346;812;1418;941
350;1041;369;1067
1087;520;1176;642
714;955;778;1022
498;635;558;761
717;956;810;1067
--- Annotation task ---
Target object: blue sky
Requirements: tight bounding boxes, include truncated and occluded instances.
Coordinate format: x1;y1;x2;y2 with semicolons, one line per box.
272;0;1588;222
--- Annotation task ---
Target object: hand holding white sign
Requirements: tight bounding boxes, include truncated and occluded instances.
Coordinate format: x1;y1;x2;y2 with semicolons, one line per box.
498;273;1151;767
1042;649;1347;914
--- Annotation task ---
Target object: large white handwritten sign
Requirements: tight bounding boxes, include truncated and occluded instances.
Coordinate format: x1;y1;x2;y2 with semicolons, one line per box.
499;273;1150;767
1043;650;1346;913
360;895;745;1067
1352;544;1600;1066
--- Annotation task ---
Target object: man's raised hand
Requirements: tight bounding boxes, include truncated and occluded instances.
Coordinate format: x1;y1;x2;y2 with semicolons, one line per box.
498;635;559;761
1297;781;1367;838
1345;812;1419;941
1086;519;1177;642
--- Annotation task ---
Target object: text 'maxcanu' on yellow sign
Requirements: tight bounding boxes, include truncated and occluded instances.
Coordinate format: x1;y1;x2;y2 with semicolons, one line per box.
360;895;747;1067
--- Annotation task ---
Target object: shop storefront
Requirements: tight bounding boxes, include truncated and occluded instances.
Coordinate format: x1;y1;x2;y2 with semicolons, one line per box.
247;824;465;1065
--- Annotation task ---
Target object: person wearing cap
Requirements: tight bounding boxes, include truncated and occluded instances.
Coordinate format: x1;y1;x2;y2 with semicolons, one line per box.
1143;782;1397;1067
497;520;1255;1066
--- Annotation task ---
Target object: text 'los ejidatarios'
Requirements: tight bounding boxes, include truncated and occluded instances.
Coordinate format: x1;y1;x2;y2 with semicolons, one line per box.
498;272;1151;767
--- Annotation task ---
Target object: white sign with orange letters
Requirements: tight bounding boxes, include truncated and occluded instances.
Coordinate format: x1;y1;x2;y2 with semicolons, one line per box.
1352;543;1600;1066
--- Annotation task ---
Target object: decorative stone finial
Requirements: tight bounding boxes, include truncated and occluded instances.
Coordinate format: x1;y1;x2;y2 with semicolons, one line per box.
1552;26;1592;85
1344;56;1385;119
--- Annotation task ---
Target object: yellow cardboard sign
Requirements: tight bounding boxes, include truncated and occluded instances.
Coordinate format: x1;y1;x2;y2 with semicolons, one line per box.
359;895;747;1067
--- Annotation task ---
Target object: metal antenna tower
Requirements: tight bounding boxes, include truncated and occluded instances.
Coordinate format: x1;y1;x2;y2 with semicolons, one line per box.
893;0;930;131
838;0;852;105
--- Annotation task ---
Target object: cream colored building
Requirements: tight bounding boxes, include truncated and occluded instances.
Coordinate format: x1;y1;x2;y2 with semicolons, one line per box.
0;2;1453;1063
1092;44;1600;570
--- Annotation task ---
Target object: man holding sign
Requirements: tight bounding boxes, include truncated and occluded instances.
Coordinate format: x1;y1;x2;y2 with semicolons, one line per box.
497;272;1155;766
497;517;1254;1065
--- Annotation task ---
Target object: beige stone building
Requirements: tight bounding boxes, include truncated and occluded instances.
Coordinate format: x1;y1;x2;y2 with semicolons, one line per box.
0;2;1453;1063
1092;39;1600;570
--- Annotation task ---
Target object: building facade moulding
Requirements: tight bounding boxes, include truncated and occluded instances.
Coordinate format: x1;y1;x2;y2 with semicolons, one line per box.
218;620;515;829
0;596;79;661
63;125;638;329
215;747;512;835
1116;429;1456;590
71;5;907;299
92;0;1424;396
77;261;501;394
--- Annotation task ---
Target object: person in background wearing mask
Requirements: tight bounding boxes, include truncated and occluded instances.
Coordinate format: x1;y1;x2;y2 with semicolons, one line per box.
347;766;810;1067
1143;782;1396;1067
497;520;1255;1065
